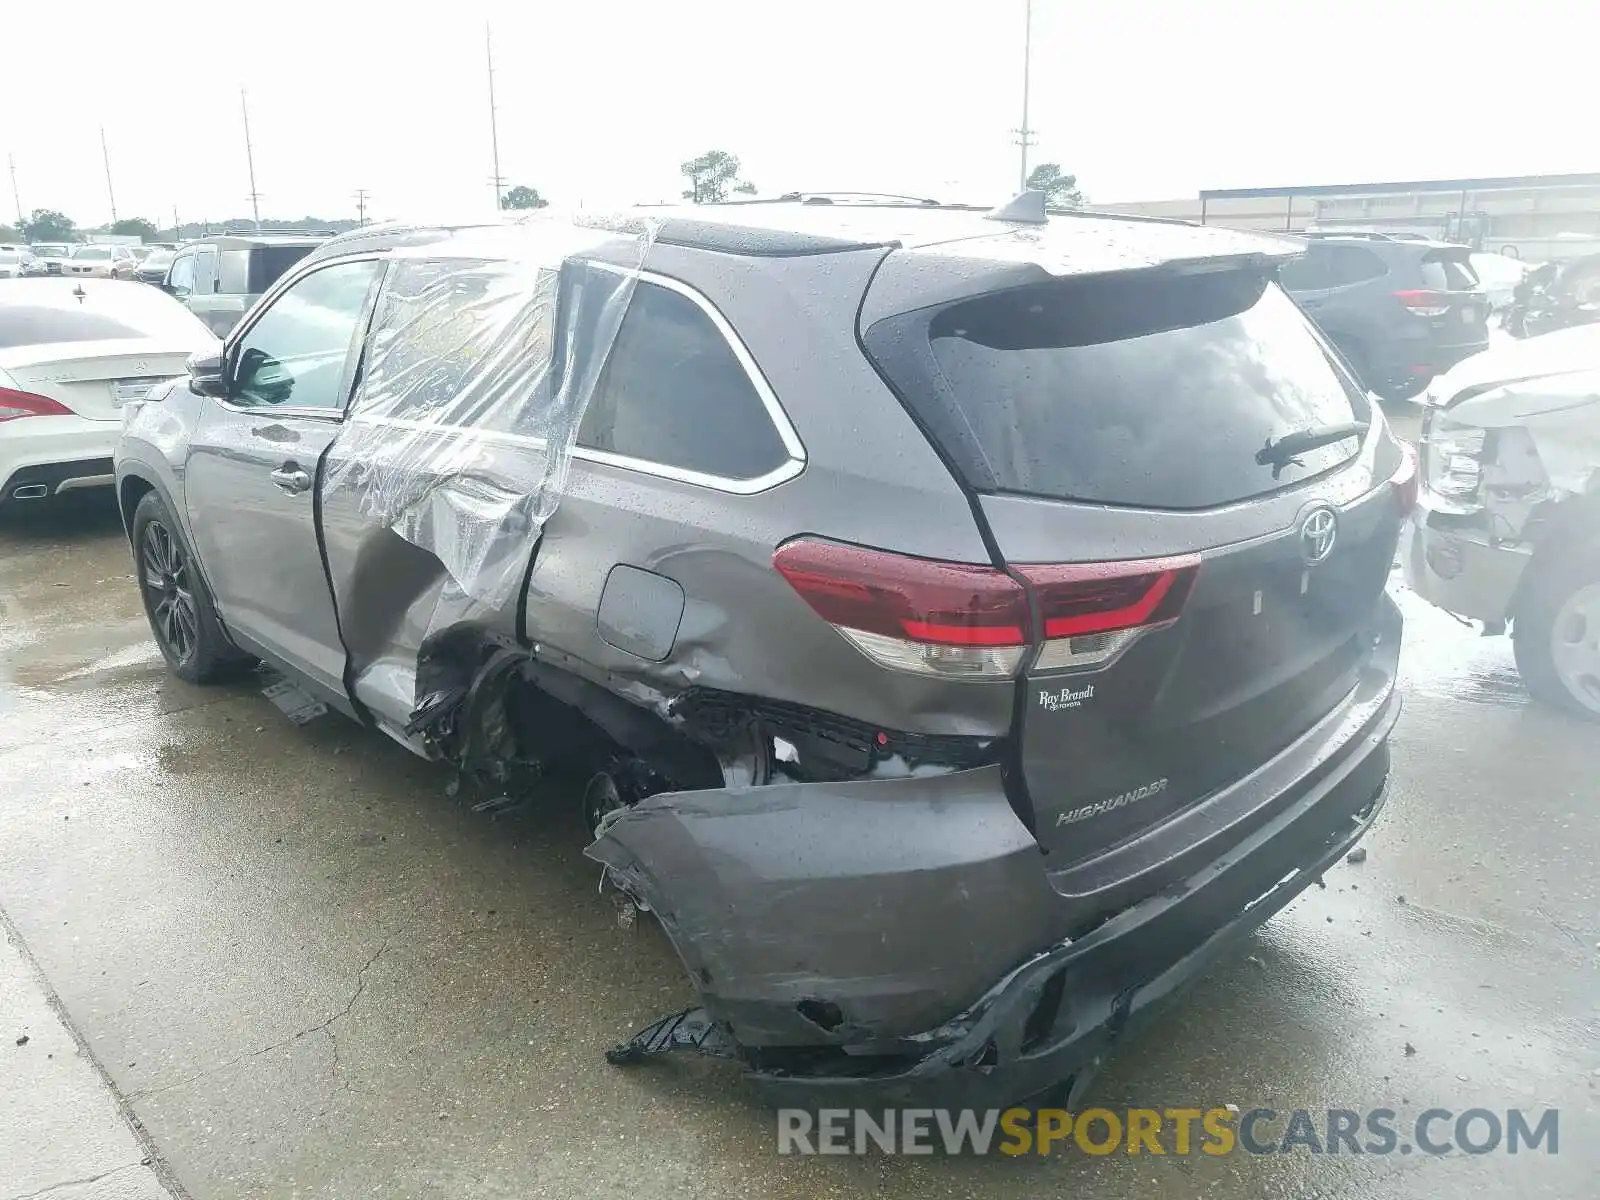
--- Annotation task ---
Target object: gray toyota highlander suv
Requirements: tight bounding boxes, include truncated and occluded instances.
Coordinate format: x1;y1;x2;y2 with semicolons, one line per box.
114;195;1414;1107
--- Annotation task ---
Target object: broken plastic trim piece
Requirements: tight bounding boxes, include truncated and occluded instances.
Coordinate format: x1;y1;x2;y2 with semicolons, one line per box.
605;1005;735;1065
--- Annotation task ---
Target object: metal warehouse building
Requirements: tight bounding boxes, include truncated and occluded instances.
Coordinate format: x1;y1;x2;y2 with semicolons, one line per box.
1095;172;1600;261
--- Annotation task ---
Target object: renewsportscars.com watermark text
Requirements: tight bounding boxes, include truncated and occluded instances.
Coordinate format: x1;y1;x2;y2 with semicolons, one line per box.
777;1107;1560;1157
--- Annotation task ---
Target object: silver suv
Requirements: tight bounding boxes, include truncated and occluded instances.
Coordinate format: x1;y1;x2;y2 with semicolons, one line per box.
114;197;1414;1106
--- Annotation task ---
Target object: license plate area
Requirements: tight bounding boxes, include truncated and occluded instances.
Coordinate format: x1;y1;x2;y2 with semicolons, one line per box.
109;377;172;408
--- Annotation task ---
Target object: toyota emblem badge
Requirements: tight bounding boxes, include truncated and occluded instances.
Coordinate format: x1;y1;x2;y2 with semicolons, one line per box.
1299;506;1338;566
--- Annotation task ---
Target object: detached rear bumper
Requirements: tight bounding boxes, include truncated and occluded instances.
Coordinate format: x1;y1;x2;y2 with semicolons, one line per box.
588;611;1400;1108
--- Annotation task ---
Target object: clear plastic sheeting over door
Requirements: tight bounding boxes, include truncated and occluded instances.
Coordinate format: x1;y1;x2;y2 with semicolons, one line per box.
321;216;659;611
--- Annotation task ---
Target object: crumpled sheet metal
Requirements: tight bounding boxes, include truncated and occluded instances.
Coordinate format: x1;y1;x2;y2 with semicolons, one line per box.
1447;367;1600;496
323;215;659;611
585;766;1066;1047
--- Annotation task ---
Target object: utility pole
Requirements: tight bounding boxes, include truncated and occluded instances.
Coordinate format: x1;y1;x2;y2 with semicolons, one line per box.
353;188;369;225
241;88;262;230
100;127;118;223
7;154;22;228
1013;0;1036;190
486;23;504;212
173;205;181;240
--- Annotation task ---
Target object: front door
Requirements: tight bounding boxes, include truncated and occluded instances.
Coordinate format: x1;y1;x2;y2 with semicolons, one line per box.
184;257;382;709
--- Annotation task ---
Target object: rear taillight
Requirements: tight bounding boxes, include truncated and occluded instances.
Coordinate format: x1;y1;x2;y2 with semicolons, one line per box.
773;539;1199;679
0;387;73;422
1016;556;1200;672
772;538;1029;678
1391;442;1420;515
1394;289;1450;317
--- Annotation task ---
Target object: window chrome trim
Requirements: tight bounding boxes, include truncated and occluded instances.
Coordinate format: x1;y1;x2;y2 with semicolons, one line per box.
344;262;808;495
577;263;807;490
212;252;385;421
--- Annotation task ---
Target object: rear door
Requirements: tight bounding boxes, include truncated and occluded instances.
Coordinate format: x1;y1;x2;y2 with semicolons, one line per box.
1414;247;1489;350
183;256;382;707
862;264;1405;865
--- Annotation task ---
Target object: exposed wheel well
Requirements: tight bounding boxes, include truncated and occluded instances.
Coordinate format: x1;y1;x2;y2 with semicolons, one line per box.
118;475;156;542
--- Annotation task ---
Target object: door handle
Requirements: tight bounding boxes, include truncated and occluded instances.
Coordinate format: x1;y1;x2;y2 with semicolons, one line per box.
269;465;312;494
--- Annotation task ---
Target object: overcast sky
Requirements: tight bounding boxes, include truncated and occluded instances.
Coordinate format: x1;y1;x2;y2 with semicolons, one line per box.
2;0;1591;229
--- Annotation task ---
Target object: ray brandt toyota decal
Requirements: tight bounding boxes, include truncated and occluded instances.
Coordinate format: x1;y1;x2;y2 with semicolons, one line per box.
1038;683;1095;711
1056;779;1169;827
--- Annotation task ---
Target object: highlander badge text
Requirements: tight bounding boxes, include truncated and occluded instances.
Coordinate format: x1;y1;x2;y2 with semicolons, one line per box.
1056;779;1169;827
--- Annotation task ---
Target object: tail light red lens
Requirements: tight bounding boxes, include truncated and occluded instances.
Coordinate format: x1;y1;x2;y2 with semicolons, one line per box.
1391;441;1419;515
0;387;74;423
1393;289;1450;317
1015;556;1200;671
772;538;1029;678
773;538;1200;678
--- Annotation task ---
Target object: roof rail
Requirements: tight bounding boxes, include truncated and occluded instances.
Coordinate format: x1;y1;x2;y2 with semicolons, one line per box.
713;191;947;207
1298;230;1398;242
219;227;338;237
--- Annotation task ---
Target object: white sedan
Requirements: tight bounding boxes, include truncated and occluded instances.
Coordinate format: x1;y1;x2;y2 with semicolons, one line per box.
63;243;142;279
1;279;218;506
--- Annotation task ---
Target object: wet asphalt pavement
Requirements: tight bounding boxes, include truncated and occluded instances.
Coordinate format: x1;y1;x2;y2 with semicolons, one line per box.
1;490;1596;1200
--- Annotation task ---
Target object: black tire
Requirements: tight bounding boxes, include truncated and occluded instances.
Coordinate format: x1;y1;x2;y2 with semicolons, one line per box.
1371;375;1431;403
131;490;250;684
1512;541;1600;721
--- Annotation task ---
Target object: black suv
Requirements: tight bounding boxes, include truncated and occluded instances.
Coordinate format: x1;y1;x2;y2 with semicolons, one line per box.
1279;232;1488;400
160;232;329;336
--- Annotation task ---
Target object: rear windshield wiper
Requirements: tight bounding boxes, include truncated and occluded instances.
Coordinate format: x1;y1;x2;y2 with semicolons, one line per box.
1256;421;1368;474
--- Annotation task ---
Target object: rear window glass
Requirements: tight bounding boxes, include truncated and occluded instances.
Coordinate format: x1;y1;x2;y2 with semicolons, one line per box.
1421;253;1478;290
0;286;213;348
864;270;1369;510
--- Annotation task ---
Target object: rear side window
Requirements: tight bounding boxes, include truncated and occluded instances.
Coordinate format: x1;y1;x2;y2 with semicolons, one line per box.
576;280;789;481
218;249;252;293
1323;245;1388;286
248;245;316;293
1421;252;1478;290
864;270;1369;510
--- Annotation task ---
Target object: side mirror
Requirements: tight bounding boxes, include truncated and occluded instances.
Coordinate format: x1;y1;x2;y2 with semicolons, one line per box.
187;350;228;398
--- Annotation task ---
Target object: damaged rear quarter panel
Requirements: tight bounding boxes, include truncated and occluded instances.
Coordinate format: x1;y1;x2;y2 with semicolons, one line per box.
513;243;1015;737
1445;366;1600;499
585;765;1065;1046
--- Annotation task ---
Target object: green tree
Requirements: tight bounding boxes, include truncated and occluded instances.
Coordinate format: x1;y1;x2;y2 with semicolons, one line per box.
110;217;159;241
21;209;76;242
0;223;20;243
680;151;756;203
1025;164;1084;208
501;185;549;211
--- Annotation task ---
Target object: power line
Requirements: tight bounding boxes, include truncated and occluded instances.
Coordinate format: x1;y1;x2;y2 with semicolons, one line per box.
241;88;262;230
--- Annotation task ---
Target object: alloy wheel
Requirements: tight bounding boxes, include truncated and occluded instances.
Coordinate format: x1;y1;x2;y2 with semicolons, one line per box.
1550;581;1600;716
140;520;199;664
